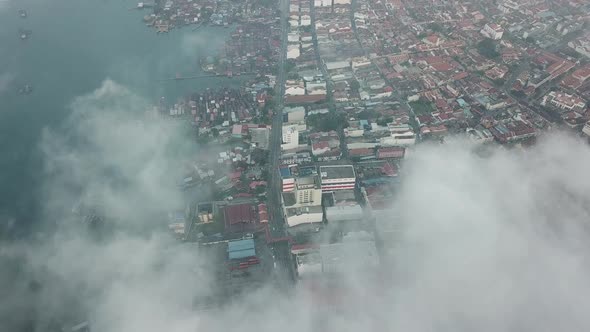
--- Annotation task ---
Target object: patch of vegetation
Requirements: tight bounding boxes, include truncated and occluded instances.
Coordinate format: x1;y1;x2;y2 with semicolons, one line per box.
300;25;312;33
349;79;361;94
306;112;349;131
492;78;506;87
284;60;296;73
377;116;394;126
525;36;536;44
409;99;434;115
512;90;526;99
427;23;444;33
477;39;500;59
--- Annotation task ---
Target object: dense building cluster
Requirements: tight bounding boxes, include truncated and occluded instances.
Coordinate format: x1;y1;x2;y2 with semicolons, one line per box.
153;0;590;305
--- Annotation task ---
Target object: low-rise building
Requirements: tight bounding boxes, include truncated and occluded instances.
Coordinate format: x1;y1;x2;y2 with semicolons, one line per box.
379;123;416;146
541;91;586;113
583;121;590;138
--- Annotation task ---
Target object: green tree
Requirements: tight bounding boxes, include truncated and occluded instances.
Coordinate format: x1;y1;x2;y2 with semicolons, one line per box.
306;113;348;131
284;60;296;73
377;116;393;126
477;39;500;59
427;23;444;33
350;79;361;93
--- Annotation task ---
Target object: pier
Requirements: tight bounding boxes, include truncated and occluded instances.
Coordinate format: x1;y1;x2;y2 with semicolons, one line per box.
157;72;257;82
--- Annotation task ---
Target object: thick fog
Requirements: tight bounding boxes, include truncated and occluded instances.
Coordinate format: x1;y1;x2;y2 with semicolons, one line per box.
2;80;590;332
0;72;13;94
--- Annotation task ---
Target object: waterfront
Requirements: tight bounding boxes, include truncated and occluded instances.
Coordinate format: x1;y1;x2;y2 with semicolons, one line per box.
0;0;234;233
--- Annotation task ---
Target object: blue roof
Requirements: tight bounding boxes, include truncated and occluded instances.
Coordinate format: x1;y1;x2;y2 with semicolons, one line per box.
228;238;256;260
229;248;256;260
360;120;369;127
279;167;291;177
228;238;255;252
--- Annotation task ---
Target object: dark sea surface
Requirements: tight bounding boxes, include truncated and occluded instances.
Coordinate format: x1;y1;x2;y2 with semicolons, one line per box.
0;0;232;234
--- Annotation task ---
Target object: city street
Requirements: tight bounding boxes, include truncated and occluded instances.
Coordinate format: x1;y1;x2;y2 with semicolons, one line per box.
267;0;297;285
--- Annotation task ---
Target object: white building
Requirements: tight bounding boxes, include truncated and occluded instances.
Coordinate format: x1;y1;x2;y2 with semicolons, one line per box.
344;127;364;137
320;165;356;192
285;86;305;96
306;80;327;95
300;15;311;26
314;0;332;7
467;127;494;144
282;125;299;150
325;60;350;71
541;91;586;112
568;40;590;58
282;185;324;228
325;205;364;223
379;123;416;146
288;32;300;43
351;56;371;70
583;121;590;138
287;44;301;59
481;23;504;40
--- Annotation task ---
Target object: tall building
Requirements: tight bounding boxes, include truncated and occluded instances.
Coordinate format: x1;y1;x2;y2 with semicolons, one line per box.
319;165;356;192
481;23;504;40
282;175;324;228
282;188;324;228
282;125;299;150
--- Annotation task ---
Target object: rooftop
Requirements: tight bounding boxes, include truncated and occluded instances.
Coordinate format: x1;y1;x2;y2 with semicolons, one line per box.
228;238;256;260
320;165;356;180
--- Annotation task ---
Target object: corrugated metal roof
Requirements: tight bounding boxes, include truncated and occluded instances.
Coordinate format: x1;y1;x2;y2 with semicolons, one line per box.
229;248;256;260
228;238;255;252
228;239;256;260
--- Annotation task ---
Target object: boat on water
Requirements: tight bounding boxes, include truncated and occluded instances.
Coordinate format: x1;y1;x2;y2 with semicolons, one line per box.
18;84;33;95
18;28;32;40
18;9;27;18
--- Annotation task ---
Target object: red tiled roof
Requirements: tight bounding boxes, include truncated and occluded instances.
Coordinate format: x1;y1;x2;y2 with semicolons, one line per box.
381;162;398;177
285;94;326;104
377;147;405;159
431;62;453;72
349;148;374;157
453;72;469;80
224;203;258;225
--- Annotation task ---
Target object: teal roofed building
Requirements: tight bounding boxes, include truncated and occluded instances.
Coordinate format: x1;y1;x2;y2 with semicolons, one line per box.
228;238;256;260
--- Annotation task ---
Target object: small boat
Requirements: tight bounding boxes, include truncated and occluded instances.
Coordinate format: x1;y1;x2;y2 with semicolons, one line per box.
18;84;33;95
18;10;27;18
18;29;32;40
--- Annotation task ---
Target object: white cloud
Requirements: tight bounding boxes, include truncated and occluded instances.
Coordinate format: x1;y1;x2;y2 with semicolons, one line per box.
0;73;14;94
3;79;590;332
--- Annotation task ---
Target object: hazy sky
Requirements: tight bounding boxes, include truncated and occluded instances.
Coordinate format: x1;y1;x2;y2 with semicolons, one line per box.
2;80;590;331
